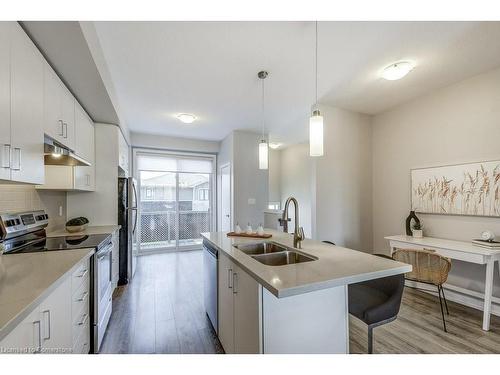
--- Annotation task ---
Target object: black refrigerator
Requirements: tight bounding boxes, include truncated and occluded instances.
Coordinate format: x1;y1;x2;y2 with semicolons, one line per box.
118;177;138;285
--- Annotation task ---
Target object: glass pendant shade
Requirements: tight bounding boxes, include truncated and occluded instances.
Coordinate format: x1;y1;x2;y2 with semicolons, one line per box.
259;140;269;170
259;139;269;169
309;110;324;157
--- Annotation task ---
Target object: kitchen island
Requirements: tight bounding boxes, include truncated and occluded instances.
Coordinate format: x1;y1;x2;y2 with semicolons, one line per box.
201;230;411;354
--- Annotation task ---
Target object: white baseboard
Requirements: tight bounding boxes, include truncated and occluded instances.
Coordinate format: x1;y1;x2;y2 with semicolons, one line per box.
406;280;500;317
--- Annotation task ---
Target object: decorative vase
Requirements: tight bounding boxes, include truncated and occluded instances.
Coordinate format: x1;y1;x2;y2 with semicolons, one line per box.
66;224;87;233
412;229;423;238
405;211;421;236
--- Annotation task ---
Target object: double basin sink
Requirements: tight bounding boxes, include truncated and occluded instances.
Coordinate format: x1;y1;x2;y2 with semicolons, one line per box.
234;241;317;266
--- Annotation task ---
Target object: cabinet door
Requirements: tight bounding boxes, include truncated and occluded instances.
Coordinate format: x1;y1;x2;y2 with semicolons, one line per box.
60;87;75;150
233;265;261;353
10;22;44;184
217;252;235;353
0;307;41;353
43;63;64;144
39;276;72;352
0;22;11;181
73;103;95;191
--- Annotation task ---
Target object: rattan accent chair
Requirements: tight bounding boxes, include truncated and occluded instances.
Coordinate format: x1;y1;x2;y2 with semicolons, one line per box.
392;248;452;332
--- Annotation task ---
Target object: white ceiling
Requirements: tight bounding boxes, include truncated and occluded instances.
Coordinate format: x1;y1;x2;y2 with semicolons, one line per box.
92;21;500;145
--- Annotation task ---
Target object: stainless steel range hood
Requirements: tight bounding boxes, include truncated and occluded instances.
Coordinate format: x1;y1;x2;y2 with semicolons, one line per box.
44;136;91;167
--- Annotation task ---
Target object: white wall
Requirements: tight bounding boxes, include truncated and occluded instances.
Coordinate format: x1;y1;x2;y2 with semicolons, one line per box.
278;105;372;251
268;149;282;205
67;123;119;225
217;132;233;230
232;131;269;228
131;132;220;154
280;143;313;238
372;67;500;302
314;105;373;251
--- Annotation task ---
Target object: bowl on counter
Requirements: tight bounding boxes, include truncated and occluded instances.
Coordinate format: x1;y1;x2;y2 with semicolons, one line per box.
65;224;88;233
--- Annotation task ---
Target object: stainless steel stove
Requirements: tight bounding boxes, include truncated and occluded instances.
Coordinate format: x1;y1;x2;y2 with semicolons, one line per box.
0;210;113;353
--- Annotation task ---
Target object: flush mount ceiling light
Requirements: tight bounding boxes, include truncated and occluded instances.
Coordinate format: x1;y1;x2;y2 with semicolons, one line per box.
258;70;269;170
309;21;324;157
381;61;415;81
176;113;197;124
269;142;282;149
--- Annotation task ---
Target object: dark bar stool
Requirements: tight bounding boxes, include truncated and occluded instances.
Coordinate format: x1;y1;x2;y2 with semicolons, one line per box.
348;254;405;354
322;242;405;354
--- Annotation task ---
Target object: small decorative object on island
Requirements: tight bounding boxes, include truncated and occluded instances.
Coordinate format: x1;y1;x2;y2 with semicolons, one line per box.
411;221;423;238
65;217;89;233
235;222;242;234
246;223;253;235
257;223;264;236
405;210;421;236
411;160;500;217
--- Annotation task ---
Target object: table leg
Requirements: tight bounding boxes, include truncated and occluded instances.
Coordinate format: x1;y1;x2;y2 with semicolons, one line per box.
482;260;494;331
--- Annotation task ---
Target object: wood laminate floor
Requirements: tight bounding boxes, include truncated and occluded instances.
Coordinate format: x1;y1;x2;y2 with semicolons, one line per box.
100;250;500;354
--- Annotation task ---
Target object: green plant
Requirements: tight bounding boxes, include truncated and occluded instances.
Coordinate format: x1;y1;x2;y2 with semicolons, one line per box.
412;222;422;230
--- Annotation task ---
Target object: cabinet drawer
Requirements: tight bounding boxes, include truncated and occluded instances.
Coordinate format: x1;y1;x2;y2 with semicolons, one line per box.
72;299;89;343
72;319;90;354
71;259;90;294
71;275;90;318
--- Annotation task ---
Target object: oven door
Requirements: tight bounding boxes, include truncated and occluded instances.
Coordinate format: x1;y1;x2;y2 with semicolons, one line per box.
93;243;113;352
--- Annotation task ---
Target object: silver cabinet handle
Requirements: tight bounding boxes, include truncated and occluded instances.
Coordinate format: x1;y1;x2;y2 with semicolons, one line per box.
76;269;88;278
63;122;68;138
76;291;88;302
86;174;90;186
1;144;10;168
42;310;51;340
228;268;233;288
33;320;41;353
78;314;89;326
58;120;64;136
11;148;21;171
232;272;238;294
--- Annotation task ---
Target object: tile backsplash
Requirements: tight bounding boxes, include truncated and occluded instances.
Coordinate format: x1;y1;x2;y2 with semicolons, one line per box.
0;185;67;232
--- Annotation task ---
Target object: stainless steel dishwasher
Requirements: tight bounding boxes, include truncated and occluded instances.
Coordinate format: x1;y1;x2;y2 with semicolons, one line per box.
203;240;218;333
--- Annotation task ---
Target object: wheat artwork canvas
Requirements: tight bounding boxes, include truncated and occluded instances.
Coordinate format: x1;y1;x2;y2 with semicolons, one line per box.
411;160;500;217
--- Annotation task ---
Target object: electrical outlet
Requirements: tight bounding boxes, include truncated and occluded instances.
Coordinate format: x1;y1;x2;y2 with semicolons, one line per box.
59;206;63;216
248;198;256;205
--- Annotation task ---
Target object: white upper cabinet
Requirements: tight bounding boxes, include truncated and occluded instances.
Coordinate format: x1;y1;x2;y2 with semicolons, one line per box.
0;22;11;181
43;63;75;150
10;22;44;185
73;102;95;191
118;131;129;177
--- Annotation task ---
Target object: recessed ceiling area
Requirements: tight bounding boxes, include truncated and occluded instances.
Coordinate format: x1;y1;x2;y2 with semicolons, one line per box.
90;21;500;145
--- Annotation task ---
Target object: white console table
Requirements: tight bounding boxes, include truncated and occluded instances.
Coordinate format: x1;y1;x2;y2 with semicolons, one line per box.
385;235;500;331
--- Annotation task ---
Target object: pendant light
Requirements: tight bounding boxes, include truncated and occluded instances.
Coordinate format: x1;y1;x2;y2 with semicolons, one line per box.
309;21;324;157
258;70;269;170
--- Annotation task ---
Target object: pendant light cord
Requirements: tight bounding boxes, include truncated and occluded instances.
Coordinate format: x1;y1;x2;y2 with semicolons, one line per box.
315;20;318;107
261;74;265;138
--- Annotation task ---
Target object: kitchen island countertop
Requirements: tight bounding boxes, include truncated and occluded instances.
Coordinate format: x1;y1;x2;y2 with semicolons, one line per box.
201;230;411;298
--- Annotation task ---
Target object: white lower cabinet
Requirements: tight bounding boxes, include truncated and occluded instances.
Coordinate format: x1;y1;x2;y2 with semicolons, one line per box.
217;252;261;354
0;256;91;354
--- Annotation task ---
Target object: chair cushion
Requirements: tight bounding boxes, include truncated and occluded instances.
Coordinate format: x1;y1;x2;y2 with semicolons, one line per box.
348;284;391;325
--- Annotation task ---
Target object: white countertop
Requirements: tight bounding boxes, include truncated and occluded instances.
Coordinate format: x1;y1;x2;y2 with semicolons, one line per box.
202;230;411;298
385;235;500;256
46;225;121;237
0;248;94;341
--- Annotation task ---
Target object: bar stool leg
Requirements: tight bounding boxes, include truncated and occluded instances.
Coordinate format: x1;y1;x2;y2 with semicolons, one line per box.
437;285;447;332
368;325;373;354
440;285;449;315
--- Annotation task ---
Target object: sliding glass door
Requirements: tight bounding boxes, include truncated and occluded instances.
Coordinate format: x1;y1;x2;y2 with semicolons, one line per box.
135;150;215;253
